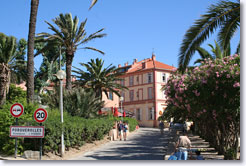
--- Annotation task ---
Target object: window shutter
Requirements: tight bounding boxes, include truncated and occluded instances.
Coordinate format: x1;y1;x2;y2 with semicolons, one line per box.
146;107;149;120
151;107;155;120
140;109;142;121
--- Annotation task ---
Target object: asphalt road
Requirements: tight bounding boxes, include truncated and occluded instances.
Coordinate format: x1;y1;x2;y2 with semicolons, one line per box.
70;127;170;160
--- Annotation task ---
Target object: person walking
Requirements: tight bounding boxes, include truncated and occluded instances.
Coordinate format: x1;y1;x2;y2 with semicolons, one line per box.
159;121;164;135
175;133;191;160
123;122;128;141
117;121;124;141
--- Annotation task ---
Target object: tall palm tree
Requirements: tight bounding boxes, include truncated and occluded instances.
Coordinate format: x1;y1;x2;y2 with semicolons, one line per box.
194;40;231;64
178;0;240;71
27;0;39;103
0;33;26;106
72;58;127;100
36;13;106;90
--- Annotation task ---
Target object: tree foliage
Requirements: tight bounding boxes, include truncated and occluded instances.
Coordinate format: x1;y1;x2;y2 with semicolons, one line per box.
73;58;128;99
36;13;106;90
163;54;240;159
178;0;240;71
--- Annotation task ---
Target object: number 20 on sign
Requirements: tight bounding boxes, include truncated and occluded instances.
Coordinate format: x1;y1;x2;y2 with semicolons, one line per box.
34;108;48;123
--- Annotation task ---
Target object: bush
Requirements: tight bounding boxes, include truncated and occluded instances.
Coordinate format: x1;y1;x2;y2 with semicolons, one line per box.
42;110;115;153
163;54;240;159
41;87;104;119
0;100;39;155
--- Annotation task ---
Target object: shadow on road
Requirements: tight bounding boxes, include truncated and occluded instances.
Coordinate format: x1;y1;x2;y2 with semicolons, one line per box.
84;128;170;160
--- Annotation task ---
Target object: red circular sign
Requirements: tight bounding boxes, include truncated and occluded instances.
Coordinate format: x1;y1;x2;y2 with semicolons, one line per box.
34;108;48;123
10;103;24;118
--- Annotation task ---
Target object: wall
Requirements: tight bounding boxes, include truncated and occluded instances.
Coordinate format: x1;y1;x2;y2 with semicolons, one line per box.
102;92;120;108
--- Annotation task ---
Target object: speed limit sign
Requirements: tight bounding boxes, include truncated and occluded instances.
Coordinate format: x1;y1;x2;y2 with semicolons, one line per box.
34;108;48;123
10;103;24;118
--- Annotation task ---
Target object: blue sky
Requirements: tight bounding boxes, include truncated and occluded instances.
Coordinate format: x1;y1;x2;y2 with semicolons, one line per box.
0;0;240;71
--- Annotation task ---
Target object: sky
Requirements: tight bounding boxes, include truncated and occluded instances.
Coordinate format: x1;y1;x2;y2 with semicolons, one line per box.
0;0;241;72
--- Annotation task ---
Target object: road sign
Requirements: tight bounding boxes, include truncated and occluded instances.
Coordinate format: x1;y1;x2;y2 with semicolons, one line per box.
10;103;24;118
34;108;48;123
10;126;45;138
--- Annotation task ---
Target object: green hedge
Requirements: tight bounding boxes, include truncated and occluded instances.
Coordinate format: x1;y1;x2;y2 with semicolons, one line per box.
0;86;138;155
42;111;115;153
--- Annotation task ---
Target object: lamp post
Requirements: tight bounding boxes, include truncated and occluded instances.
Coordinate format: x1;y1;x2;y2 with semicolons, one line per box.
55;70;66;157
120;97;124;122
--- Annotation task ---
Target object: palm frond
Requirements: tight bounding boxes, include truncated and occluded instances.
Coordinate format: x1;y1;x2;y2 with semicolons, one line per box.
178;0;240;72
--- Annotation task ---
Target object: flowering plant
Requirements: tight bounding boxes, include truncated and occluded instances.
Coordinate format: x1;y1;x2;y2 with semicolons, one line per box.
163;54;240;158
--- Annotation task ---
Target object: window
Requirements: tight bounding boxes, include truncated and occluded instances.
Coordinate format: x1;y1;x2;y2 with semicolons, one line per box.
148;73;152;83
136;76;139;83
142;62;146;69
120;79;125;86
162;73;166;83
137;108;141;120
129;76;134;86
149;107;154;120
148;87;153;99
109;91;113;100
162;90;165;98
130;90;134;101
121;92;125;101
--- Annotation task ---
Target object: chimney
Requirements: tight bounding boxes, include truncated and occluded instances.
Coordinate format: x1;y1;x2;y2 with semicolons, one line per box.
152;53;156;61
133;58;137;64
124;62;128;66
118;64;121;68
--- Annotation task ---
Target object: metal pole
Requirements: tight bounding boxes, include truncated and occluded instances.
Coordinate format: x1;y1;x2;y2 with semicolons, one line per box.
59;46;61;70
121;101;123;122
59;45;65;157
40;123;42;160
60;79;65;157
15;118;18;158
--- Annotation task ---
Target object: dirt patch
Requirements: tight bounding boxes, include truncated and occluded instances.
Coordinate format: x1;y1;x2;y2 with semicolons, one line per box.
42;136;111;160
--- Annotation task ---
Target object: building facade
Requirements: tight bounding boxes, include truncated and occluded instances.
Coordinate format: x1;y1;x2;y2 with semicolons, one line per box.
117;54;175;127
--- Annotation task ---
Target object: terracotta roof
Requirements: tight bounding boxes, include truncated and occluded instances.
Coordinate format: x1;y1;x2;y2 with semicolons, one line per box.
122;57;175;74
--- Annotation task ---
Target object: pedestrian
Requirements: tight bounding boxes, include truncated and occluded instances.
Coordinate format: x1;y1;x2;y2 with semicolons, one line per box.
175;133;191;160
117;121;123;141
195;150;204;160
123;122;128;141
159;121;164;135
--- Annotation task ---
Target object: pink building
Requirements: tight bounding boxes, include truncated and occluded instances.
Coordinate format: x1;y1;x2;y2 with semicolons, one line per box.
115;54;176;127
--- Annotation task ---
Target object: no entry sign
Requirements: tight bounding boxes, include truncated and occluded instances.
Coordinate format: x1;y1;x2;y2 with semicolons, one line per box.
34;108;48;123
10;103;24;118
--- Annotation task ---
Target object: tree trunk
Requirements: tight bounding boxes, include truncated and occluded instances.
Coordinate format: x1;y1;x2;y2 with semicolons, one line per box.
27;0;39;103
0;64;10;106
65;53;74;90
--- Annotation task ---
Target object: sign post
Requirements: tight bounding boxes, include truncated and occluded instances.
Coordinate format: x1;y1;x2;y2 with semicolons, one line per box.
10;103;24;158
34;108;48;160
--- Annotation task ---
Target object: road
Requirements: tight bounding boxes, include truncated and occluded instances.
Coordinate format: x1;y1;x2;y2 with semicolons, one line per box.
70;127;170;160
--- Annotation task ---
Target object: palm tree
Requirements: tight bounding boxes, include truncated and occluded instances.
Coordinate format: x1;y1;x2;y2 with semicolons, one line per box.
0;33;26;106
34;40;66;94
36;13;106;90
72;58;127;100
194;40;231;65
178;0;240;71
27;0;39;103
89;0;98;10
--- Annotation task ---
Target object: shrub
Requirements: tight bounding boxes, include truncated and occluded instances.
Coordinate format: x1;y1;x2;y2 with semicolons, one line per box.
163;54;240;159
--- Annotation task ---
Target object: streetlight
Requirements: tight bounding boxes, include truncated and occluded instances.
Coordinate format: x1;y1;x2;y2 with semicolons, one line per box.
120;96;124;122
55;69;66;157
